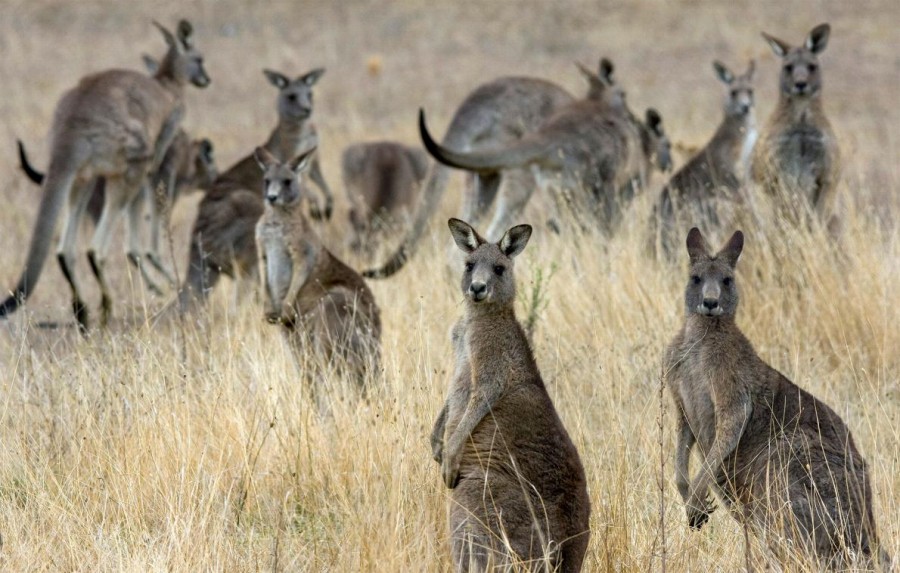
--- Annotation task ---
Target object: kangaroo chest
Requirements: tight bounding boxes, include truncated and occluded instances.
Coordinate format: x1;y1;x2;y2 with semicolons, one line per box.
673;350;722;451
258;221;294;304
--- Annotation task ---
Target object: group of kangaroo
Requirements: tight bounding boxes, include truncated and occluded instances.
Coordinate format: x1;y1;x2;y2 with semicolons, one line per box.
0;17;891;572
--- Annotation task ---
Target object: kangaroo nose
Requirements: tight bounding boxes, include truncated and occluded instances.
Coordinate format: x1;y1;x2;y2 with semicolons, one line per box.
702;298;719;310
469;282;487;298
795;81;808;91
266;194;278;204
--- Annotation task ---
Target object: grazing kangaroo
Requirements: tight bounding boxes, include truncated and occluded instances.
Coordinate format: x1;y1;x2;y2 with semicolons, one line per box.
341;141;429;256
0;20;209;331
178;67;332;310
652;60;756;257
664;227;891;570
255;147;381;383
430;218;590;572
750;23;840;222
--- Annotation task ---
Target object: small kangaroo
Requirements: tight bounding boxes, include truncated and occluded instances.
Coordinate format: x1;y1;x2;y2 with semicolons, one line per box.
430;218;590;572
178;67;332;310
652;60;756;257
664;228;891;570
0;20;209;331
255;147;381;383
750;23;840;222
340;141;429;256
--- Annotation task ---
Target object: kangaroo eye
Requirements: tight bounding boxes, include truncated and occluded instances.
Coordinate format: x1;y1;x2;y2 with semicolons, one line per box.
808;64;817;72
730;89;738;98
282;178;292;186
464;262;474;272
493;265;505;276
691;275;702;285
723;277;733;286
784;64;794;73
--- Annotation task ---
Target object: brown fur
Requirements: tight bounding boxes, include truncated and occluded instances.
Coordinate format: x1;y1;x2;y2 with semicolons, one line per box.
431;219;590;572
255;148;380;385
664;227;891;570
750;23;841;222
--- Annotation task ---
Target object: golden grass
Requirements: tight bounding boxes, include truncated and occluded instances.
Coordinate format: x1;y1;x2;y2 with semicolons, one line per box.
0;1;897;570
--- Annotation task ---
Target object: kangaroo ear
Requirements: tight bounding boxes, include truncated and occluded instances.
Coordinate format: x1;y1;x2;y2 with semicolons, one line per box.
717;230;744;268
176;20;194;49
142;54;160;75
289;147;317;173
713;61;734;84
646;108;664;136
301;67;326;86
448;218;484;254
686;227;712;264
153;21;178;50
761;31;790;58
575;61;598;83
263;69;289;89
599;57;614;83
254;147;277;172
198;139;214;162
499;224;532;259
806;23;830;54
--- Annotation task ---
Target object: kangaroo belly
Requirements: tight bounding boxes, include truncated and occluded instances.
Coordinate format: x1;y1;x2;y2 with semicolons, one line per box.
265;242;293;304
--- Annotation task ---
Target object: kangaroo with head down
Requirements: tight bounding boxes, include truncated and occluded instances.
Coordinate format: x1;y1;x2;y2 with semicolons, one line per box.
750;23;840;222
178;67;332;310
664;227;892;570
255;147;380;385
430;218;590;572
0;20;209;331
652;60;756;257
341;140;429;257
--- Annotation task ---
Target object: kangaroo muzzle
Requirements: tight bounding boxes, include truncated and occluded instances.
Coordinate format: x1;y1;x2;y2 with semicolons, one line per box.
698;282;723;316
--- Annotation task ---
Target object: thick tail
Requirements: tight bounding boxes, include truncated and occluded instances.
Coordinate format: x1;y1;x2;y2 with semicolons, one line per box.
17;140;45;185
0;153;78;317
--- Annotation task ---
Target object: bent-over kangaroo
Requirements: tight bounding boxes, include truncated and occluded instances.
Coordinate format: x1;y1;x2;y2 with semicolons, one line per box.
430;218;590;572
664;227;891;570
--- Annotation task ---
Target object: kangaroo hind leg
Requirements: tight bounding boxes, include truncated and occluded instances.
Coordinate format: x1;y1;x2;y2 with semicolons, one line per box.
57;179;95;333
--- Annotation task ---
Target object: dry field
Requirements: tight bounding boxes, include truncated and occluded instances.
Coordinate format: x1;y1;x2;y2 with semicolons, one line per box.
0;0;898;571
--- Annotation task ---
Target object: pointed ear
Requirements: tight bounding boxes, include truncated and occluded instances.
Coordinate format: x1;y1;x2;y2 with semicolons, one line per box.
745;59;756;81
176;20;194;49
686;227;712;264
254;147;278;172
713;61;734;84
499;224;532;259
806;23;830;54
448;218;484;254
289;147;317;173
645;108;664;136
263;69;289;89
599;57;614;83
153;21;178;50
141;54;160;75
575;61;598;83
301;67;326;86
761;31;790;58
199;139;214;161
716;230;744;268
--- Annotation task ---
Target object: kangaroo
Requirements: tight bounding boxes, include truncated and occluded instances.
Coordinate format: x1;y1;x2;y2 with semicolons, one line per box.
664;227;891;570
652;60;756;257
255;147;381;384
430;218;590;572
0;20;209;331
750;23;840;222
341;140;429;256
178;67;332;310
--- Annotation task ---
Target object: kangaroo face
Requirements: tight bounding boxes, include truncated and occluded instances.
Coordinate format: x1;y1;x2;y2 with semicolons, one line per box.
154;20;211;88
762;23;830;99
448;219;532;306
684;228;744;317
714;60;755;118
644;108;672;173
254;146;317;207
265;68;326;121
577;57;626;112
189;138;218;189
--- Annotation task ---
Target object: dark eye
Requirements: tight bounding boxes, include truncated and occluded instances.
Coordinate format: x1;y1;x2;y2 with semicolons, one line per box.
691;275;702;285
808;64;817;72
287;93;297;102
785;64;794;73
493;265;505;276
464;262;474;272
283;178;292;186
263;178;271;187
730;89;738;98
723;277;733;286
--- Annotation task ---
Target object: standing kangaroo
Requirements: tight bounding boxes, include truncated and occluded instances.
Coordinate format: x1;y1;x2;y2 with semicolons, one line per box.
178;67;332;310
664;228;891;570
341;141;429;257
750;23;840;222
0;20;209;331
652;60;756;257
430;218;590;572
255;147;380;384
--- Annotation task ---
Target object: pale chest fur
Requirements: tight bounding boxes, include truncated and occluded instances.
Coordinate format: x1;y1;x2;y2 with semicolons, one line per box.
256;209;305;306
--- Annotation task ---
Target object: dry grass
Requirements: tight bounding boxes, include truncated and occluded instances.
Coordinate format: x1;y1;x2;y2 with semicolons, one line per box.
0;0;897;571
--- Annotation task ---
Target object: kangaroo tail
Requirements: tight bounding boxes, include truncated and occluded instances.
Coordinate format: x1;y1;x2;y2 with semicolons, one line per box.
0;152;79;317
17;140;45;185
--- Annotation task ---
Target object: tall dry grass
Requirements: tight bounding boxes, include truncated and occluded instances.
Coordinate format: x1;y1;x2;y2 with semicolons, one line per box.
0;1;897;571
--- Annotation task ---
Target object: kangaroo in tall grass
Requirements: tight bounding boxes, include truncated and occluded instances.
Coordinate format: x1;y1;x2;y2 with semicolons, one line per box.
255;147;380;384
0;20;209;331
750;23;840;222
341;141;429;256
430;218;590;572
652;60;756;257
665;227;892;570
178;67;332;310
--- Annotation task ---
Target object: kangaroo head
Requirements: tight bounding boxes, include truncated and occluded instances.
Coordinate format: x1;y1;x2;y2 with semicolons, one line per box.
153;20;210;88
684;228;743;318
448;218;532;307
644;108;672;173
576;57;626;110
264;67;326;121
713;60;755;118
761;23;829;99
189;138;218;189
254;146;317;207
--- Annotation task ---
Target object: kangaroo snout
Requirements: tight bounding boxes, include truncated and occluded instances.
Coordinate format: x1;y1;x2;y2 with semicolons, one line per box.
468;282;487;301
266;193;279;204
702;298;719;310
